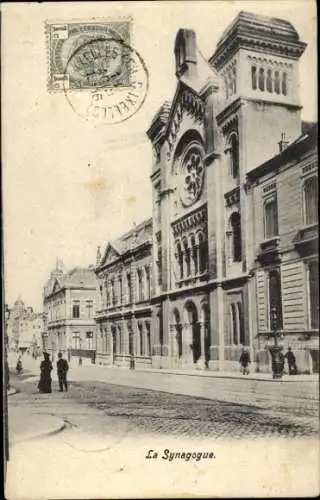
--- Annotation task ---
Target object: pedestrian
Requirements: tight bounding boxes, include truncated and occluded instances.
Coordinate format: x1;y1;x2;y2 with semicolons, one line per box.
239;348;251;375
38;352;53;393
284;347;297;375
79;356;82;366
16;355;23;375
57;352;69;392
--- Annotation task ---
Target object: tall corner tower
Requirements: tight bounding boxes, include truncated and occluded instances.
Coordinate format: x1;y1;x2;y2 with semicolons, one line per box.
209;11;307;172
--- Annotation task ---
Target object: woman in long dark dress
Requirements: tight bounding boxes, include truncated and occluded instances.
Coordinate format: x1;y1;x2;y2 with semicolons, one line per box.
38;352;53;393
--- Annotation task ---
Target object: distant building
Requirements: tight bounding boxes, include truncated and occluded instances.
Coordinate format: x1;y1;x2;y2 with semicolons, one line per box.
43;260;96;362
6;296;44;352
95;219;152;368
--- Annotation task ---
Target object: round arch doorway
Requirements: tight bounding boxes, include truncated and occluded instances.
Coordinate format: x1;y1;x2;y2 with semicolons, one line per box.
184;301;201;365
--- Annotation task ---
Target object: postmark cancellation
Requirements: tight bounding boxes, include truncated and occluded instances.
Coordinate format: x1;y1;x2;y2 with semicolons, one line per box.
46;19;148;124
46;20;132;91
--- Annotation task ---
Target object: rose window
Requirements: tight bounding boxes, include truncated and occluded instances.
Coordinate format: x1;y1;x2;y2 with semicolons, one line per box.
180;147;204;206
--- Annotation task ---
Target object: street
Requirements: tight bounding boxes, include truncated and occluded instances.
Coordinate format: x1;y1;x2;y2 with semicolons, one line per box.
5;354;320;498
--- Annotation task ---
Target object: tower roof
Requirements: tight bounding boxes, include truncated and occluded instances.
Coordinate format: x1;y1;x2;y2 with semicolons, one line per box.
210;11;306;70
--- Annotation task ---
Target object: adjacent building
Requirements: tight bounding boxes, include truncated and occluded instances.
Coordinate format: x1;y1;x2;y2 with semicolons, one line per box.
43;260;96;362
247;123;318;373
95;219;152;368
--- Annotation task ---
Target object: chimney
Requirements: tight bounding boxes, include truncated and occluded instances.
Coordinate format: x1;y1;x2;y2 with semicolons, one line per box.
278;132;289;153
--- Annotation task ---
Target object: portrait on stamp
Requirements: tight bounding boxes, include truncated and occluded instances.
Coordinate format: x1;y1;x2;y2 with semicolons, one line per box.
2;1;318;499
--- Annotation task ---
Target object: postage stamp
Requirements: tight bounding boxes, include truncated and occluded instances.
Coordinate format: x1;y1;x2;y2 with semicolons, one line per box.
46;19;149;124
46;20;131;91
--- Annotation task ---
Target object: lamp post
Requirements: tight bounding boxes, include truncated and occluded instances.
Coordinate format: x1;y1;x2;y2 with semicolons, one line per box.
269;306;284;379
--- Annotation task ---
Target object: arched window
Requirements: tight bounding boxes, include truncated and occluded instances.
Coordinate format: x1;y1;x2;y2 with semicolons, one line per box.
145;266;150;299
258;68;265;91
176;242;184;279
229;133;240;180
118;275;123;304
264;198;279;239
303;176;318;225
183;239;191;276
110;279;115;306
232;66;237;94
228;70;233;96
137;322;143;356
145;322;151;356
230;212;242;262
268;269;283;330
126;272;131;303
251;66;257;90
281;72;287;96
190;235;198;275
137;269;143;301
198;233;208;273
231;303;238;345
266;69;273;92
274;71;280;94
224;76;229;99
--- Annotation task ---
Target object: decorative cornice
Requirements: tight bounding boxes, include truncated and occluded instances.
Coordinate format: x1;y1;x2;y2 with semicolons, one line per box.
211;36;306;71
224;186;240;207
172;205;207;238
216;97;243;129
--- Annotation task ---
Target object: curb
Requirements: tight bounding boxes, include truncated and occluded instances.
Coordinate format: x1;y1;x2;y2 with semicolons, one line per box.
139;370;318;383
10;417;66;445
91;365;318;383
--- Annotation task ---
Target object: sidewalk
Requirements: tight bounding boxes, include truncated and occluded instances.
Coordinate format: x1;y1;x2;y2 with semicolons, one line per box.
134;367;319;382
8;351;318;383
8;406;65;445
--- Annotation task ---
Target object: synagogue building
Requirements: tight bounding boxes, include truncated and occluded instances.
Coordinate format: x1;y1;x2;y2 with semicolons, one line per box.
94;11;318;373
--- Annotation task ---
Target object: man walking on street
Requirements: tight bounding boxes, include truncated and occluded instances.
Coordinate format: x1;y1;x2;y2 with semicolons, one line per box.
239;348;251;375
284;347;297;375
57;352;69;392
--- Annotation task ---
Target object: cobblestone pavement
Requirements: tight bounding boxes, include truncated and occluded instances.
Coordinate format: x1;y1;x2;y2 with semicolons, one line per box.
7;371;319;499
9;371;319;442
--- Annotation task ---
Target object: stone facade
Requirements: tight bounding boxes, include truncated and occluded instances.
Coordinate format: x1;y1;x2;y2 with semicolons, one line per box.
146;11;312;372
95;219;152;368
94;11;318;374
43;260;96;362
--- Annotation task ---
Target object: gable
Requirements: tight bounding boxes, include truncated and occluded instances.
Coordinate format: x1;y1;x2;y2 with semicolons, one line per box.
166;82;206;161
99;243;121;268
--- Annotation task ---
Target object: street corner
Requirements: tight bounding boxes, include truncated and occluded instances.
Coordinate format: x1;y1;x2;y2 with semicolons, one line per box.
9;407;66;445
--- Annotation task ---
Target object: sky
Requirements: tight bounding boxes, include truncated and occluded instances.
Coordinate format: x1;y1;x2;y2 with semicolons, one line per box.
2;0;317;311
